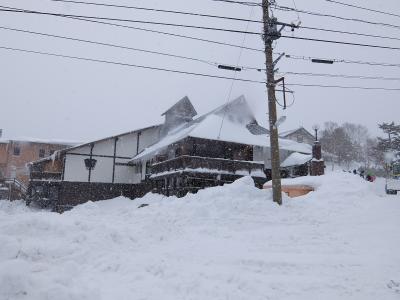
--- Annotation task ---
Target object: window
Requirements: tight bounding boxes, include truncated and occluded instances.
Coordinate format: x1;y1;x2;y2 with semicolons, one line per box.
39;149;45;158
49;186;59;200
175;147;182;158
145;161;152;177
133;163;141;174
393;164;400;175
49;150;55;156
297;135;304;143
13;145;21;156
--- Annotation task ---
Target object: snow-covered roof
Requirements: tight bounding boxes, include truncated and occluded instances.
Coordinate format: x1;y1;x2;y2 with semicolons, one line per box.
0;137;79;146
280;127;314;139
62;124;162;153
131;96;311;162
279;128;300;137
281;152;312;168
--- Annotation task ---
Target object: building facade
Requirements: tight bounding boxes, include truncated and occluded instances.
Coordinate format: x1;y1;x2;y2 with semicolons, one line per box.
28;96;312;211
280;127;316;145
0;138;75;185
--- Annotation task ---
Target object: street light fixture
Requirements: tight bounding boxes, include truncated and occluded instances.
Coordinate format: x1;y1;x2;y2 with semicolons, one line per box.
312;124;320;141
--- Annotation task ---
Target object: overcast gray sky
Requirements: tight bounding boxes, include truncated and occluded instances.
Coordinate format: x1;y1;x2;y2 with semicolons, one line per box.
1;0;399;142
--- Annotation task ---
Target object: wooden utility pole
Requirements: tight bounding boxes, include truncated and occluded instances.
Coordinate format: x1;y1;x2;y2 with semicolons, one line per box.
262;0;282;205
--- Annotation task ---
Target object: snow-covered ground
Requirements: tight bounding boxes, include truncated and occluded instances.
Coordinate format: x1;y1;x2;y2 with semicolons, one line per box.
0;172;399;300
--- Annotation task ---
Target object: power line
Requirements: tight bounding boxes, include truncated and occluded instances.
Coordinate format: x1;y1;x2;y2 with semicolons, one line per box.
48;0;400;43
0;25;209;66
4;5;400;53
12;22;400;81
283;54;400;68
0;7;262;35
1;45;398;92
0;6;266;53
324;0;400;19
209;0;260;6
5;5;400;52
48;0;264;24
273;4;400;30
280;35;400;51
281;71;400;81
218;6;255;138
284;83;400;91
0;45;266;83
299;25;400;42
0;25;265;71
3;5;400;70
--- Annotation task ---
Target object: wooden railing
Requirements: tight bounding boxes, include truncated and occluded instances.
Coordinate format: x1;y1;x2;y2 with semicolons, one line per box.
30;171;62;181
0;178;28;199
151;155;264;177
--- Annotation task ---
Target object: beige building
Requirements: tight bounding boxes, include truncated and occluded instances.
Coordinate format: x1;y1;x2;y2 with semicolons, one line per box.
280;127;316;145
0;138;76;185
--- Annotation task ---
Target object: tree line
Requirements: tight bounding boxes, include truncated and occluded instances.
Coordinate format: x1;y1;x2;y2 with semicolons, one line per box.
319;121;400;171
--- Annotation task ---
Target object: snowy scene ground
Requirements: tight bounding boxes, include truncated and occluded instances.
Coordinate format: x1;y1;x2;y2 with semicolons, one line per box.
0;172;399;300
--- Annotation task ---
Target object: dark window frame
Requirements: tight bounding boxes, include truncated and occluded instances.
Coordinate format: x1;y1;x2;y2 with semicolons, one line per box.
13;145;21;156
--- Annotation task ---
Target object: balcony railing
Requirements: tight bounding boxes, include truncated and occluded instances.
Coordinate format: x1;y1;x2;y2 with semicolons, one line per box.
0;178;28;198
150;155;265;177
30;171;62;181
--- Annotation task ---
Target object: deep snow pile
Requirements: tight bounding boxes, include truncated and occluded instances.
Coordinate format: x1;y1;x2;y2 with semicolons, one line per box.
0;172;399;300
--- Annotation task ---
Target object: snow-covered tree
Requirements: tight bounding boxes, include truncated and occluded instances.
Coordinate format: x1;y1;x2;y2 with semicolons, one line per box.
320;122;384;169
320;123;354;167
377;122;400;153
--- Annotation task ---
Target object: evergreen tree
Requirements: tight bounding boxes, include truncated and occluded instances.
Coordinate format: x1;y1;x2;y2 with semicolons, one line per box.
377;122;400;153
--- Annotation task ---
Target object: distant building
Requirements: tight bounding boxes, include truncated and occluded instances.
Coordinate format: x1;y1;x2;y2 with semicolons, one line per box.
0;137;76;186
280;127;315;145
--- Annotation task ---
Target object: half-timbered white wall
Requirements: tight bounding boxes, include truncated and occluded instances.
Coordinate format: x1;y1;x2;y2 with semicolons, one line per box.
63;126;161;184
64;154;91;182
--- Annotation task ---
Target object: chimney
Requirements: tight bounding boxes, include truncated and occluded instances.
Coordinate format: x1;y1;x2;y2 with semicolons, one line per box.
310;141;325;176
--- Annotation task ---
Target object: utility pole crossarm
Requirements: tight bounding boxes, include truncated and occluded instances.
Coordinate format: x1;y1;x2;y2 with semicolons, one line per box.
262;0;283;205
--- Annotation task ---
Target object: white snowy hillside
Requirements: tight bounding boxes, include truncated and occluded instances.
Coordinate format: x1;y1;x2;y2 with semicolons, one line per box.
1;172;399;300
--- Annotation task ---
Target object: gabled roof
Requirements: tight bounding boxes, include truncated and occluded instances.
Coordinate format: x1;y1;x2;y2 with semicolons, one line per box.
0;138;78;146
280;127;314;139
131;96;311;162
247;122;269;135
161;96;197;118
281;152;312;168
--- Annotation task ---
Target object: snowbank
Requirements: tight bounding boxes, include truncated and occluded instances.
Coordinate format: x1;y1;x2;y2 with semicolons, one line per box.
0;172;399;300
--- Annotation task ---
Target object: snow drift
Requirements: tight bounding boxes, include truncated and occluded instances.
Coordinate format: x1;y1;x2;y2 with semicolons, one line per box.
0;172;399;300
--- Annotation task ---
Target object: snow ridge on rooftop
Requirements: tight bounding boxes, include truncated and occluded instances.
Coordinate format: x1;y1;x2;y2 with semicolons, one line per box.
132;96;311;161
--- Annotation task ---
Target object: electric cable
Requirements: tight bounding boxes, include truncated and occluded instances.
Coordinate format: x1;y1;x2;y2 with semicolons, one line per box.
280;71;400;81
0;45;266;83
273;4;400;30
0;25;265;71
324;0;400;19
0;6;262;35
283;53;400;68
0;6;266;53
